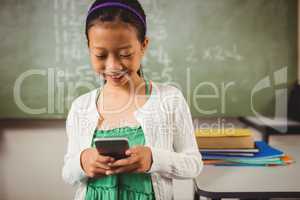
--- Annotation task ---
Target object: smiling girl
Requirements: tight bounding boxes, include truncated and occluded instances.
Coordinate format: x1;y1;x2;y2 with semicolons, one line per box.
62;0;203;199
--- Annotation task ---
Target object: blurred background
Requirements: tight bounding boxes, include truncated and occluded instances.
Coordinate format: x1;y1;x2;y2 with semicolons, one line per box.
0;0;299;199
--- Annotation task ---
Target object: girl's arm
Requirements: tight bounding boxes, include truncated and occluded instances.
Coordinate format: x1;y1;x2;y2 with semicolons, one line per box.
62;102;87;186
147;90;203;179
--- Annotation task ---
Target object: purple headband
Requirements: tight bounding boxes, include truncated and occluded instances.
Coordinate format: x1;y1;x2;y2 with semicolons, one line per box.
87;2;146;32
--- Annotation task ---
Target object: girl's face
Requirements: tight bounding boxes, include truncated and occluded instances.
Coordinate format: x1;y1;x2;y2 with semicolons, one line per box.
88;21;148;87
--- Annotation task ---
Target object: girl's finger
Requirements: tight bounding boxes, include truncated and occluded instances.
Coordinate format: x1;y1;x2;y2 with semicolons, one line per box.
108;163;139;174
87;167;107;178
93;161;111;170
126;146;142;155
110;156;139;167
93;167;107;174
96;155;114;163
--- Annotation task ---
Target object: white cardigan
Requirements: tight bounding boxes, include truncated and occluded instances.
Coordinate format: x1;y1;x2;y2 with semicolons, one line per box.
62;81;203;200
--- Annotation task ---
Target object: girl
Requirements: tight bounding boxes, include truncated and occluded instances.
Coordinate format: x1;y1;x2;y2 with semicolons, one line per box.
62;0;203;199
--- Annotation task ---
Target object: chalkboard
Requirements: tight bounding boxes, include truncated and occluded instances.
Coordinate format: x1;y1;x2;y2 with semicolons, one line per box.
0;0;297;119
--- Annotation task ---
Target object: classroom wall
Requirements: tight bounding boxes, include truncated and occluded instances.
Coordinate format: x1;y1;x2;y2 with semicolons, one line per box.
0;120;194;200
0;121;75;199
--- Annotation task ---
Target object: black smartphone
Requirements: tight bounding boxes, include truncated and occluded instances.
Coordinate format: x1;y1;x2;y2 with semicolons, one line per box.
94;137;129;160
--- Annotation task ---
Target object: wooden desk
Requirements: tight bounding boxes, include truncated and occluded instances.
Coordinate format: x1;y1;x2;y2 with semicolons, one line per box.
194;134;300;200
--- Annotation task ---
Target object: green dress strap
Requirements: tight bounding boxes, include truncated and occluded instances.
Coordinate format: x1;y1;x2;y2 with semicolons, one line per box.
145;79;151;96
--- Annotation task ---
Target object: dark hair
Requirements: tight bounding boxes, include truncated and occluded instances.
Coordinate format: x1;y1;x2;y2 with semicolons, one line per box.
85;0;147;79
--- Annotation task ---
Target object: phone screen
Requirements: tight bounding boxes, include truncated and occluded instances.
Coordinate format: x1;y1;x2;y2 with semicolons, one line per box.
95;139;129;160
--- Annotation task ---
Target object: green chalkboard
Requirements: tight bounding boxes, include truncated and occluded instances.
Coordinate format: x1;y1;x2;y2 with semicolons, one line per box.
0;0;297;119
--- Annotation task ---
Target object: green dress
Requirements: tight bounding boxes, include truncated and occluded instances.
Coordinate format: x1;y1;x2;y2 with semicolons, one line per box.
85;80;155;200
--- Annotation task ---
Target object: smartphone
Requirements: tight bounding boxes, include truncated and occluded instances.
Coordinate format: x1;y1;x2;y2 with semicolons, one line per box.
94;137;129;160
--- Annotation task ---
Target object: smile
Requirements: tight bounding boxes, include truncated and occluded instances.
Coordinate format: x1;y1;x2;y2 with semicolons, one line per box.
104;69;129;81
104;69;128;77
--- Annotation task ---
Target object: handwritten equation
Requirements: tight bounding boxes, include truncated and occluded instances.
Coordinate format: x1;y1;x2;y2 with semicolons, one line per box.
203;45;244;62
54;0;91;64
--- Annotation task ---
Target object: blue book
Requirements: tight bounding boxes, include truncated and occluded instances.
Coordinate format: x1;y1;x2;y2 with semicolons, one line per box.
202;141;284;160
214;163;268;167
201;152;255;157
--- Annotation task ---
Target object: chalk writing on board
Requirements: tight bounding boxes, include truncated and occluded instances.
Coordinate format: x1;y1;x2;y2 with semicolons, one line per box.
203;45;243;62
186;44;199;64
148;45;171;67
54;0;89;64
142;0;173;83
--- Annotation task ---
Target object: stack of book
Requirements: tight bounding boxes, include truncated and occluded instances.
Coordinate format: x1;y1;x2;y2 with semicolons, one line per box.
195;128;294;166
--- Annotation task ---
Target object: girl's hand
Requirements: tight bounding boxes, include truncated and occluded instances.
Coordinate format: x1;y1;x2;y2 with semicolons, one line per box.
80;148;115;178
106;146;153;175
